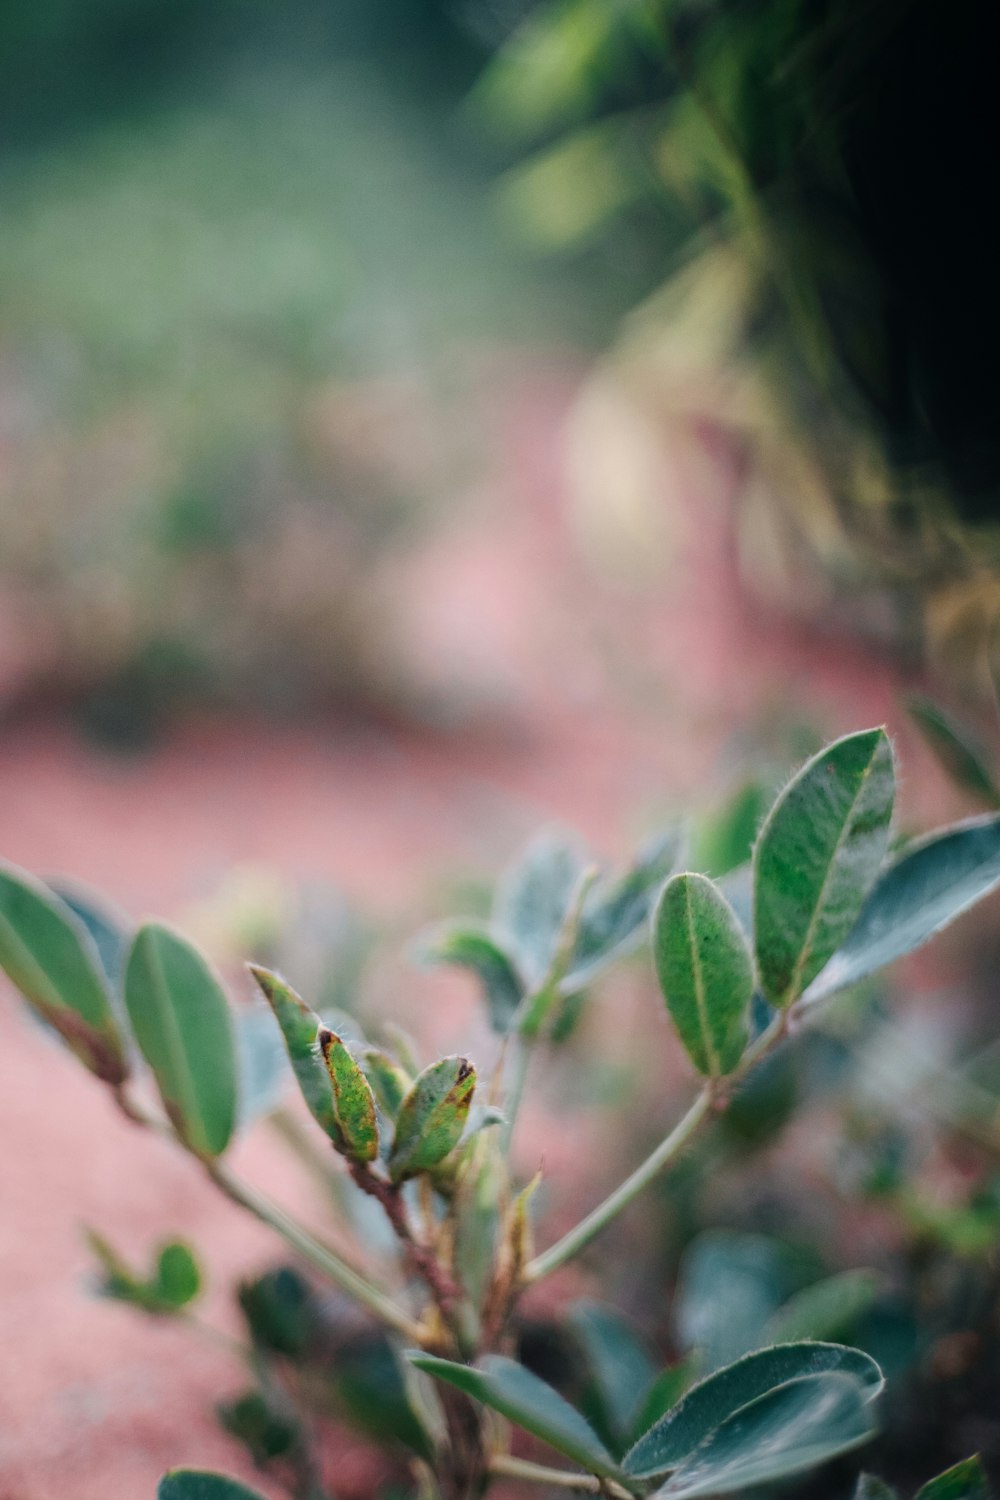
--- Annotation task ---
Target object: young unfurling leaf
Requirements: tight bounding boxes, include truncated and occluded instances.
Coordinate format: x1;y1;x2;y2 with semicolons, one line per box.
388;1056;477;1183
318;1027;379;1164
248;965;341;1145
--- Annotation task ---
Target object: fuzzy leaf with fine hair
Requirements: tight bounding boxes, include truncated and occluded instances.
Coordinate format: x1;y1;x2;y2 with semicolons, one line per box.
754;729;894;1007
388;1056;476;1183
654;873;754;1077
318;1027;379;1163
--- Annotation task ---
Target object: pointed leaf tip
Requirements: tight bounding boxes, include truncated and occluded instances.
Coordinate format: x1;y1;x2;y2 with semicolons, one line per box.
754;728;894;1007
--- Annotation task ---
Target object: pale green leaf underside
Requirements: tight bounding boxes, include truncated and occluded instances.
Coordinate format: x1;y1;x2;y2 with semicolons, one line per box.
654;873;754;1076
650;1372;877;1499
804;815;1000;1003
125;923;237;1158
754;728;894;1007
409;1352;621;1480
624;1341;883;1479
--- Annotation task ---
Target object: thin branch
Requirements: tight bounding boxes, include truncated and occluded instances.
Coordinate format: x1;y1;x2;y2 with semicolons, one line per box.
524;1013;786;1283
206;1159;424;1343
488;1454;635;1498
111;1082;422;1341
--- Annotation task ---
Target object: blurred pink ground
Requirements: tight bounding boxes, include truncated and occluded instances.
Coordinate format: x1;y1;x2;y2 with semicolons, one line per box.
0;362;973;1498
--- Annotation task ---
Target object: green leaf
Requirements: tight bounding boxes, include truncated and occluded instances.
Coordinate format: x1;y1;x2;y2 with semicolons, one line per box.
566;828;683;989
247;965;340;1144
217;1390;300;1465
624;1341;884;1479
855;1476;899;1500
653;874;754;1077
51;881;130;987
692;780;769;880
238;1267;313;1357
158;1472;269;1500
764;1269;879;1345
907;696;1000;807
567;1300;658;1450
335;1332;438;1462
360;1047;413;1118
408;1352;621;1480
389;1056;477;1183
754;729;895;1007
414;922;525;1033
153;1242;201;1307
319;1027;379;1163
0;861;127;1083
804;816;1000;1003
494;830;586;988
649;1371;878;1498
125;923;237;1158
915;1457;991;1500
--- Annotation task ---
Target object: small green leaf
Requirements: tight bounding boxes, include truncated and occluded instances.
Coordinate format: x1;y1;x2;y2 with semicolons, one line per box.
125;923;237;1158
754;729;895;1007
409;1352;622;1480
319;1027;379;1163
915;1457;991;1500
674;1232;787;1371
804;816;1000;1003
238;1267;313;1357
650;1371;878;1498
335;1332;438;1461
764;1269;879;1345
654;874;754;1077
907;696;1000;807
389;1056;477;1183
158;1472;269;1500
359;1047;412;1118
154;1242;201;1308
248;965;340;1144
217;1390;300;1465
566;828;683;988
855;1476;899;1500
414;922;525;1033
0;861;127;1083
567;1300;658;1450
624;1342;883;1479
494;830;586;988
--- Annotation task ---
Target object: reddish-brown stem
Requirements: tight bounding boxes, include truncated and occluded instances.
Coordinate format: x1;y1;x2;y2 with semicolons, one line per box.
349;1162;463;1341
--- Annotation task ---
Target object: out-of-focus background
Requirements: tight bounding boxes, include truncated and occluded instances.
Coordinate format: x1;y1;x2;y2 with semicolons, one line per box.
3;2;1000;1496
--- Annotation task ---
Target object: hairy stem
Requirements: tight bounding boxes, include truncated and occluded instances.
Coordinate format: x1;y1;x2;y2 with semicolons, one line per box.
488;1454;635;1497
524;1013;787;1282
350;1162;467;1350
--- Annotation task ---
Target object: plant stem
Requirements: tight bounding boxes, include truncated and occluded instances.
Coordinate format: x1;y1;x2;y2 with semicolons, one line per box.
524;1086;713;1283
500;1037;532;1156
206;1160;424;1342
524;1014;787;1283
488;1454;635;1497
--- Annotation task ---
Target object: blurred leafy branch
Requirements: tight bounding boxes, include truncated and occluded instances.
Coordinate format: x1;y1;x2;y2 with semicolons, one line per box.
5;728;1000;1495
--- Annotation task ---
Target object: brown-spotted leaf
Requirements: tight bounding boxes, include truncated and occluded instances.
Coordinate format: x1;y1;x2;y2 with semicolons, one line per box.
319;1028;379;1163
388;1056;477;1183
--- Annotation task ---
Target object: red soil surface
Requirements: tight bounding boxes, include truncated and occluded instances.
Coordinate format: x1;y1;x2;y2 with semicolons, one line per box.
0;362;975;1499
